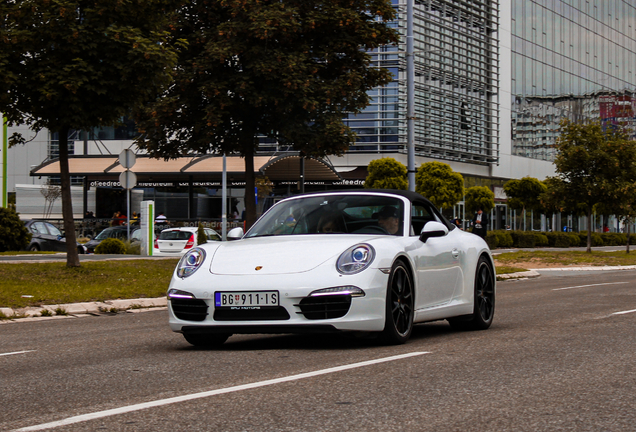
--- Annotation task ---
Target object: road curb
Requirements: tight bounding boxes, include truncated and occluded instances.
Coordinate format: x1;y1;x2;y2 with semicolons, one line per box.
0;297;167;323
497;270;541;280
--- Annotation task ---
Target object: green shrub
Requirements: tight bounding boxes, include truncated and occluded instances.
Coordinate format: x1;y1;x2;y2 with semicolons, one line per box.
630;234;636;245
535;233;549;247
126;241;140;255
514;231;536;248
567;233;581;247
600;233;627;246
0;205;32;252
579;232;604;247
485;232;498;249
197;223;207;246
95;238;127;254
546;232;571;248
495;231;513;248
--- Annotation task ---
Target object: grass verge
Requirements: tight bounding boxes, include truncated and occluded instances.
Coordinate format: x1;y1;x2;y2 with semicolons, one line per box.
0;259;179;309
496;266;530;275
495;250;636;267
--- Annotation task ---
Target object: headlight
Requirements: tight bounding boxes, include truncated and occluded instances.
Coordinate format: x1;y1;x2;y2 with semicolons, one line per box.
337;244;375;274
176;247;206;278
309;286;365;297
167;289;195;299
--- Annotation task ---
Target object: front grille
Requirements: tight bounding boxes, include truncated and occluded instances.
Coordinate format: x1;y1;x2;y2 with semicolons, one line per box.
296;294;352;320
213;307;290;321
170;299;209;322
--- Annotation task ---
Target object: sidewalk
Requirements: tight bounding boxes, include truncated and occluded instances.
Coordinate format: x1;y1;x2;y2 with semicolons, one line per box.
497;265;636;280
0;297;167;324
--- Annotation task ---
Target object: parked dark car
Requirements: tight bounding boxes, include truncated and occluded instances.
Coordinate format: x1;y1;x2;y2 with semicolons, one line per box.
84;226;140;253
24;220;87;254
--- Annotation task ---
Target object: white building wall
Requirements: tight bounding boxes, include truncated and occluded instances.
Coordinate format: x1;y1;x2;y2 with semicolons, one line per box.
7;125;49;192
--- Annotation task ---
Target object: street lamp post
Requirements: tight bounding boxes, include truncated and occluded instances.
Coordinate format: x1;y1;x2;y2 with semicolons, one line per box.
406;0;415;192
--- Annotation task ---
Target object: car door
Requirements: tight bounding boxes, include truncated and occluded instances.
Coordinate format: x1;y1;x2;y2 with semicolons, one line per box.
408;200;463;310
44;223;66;252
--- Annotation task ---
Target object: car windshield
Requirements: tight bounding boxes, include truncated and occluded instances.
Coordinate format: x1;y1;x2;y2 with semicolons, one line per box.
95;228;124;240
245;194;405;238
159;231;193;241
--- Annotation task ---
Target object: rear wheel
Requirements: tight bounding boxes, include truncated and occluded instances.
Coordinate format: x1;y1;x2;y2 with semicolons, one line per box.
449;255;495;331
380;261;414;344
29;244;40;252
183;333;231;347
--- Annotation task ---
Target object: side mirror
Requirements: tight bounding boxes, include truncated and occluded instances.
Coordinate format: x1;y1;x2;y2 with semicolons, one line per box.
227;227;244;241
419;221;448;243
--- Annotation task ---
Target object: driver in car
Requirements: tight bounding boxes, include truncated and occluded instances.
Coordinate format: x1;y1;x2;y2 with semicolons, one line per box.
377;206;400;235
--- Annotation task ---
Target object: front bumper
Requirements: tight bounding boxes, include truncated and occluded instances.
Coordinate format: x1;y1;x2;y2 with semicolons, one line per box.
167;265;389;334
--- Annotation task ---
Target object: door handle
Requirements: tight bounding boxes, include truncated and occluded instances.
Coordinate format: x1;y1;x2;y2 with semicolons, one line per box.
451;248;459;258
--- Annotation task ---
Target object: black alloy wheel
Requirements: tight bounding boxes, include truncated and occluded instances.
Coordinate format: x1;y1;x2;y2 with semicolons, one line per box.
381;261;414;344
449;255;495;331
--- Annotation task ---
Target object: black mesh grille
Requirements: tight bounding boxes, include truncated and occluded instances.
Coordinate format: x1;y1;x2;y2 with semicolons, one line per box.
170;299;208;322
296;294;352;320
213;307;290;321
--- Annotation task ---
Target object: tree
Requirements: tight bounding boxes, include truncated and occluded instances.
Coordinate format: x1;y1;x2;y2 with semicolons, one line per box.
0;0;181;266
552;119;636;252
415;162;463;210
135;0;399;229
0;205;31;252
503;177;547;230
465;186;495;214
197;222;207;246
364;157;408;190
40;181;62;219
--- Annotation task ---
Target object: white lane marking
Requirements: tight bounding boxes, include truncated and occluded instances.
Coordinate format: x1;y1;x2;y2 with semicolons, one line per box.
552;282;629;291
0;350;35;357
14;351;429;431
612;309;636;316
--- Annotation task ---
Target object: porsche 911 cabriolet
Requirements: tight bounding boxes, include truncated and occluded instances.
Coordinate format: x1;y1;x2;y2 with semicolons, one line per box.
167;190;495;346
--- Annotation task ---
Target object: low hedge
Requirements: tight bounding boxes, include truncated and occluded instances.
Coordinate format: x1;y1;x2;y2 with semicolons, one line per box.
484;230;636;249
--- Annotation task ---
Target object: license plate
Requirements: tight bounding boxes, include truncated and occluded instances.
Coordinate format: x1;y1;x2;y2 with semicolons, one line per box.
215;291;279;308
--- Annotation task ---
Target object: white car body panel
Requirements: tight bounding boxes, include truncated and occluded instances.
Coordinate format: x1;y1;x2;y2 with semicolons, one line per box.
167;191;494;339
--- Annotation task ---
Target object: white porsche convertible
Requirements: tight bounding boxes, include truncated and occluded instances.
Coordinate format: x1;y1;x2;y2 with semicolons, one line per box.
168;190;495;346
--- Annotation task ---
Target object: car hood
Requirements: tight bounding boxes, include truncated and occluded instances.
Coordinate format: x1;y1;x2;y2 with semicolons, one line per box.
208;235;379;275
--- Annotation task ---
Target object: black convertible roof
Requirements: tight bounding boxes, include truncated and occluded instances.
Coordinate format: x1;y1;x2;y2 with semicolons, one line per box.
297;189;434;205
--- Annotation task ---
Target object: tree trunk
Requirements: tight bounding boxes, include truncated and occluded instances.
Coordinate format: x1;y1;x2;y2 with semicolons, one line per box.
586;206;592;253
58;127;80;267
627;218;631;254
242;130;257;231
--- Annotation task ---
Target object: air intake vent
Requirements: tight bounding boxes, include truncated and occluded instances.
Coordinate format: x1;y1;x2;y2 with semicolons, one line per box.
213;307;290;321
297;294;352;320
170;299;208;322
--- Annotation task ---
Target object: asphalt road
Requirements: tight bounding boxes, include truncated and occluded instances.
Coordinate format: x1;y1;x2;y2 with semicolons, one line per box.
1;270;635;432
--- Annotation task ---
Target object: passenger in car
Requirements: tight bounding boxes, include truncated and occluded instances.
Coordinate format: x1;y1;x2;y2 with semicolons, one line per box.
377;206;400;235
317;212;345;233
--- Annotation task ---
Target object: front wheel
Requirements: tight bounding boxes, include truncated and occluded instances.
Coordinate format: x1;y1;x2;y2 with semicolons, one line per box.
448;255;495;331
29;244;40;252
183;333;231;348
380;261;414;344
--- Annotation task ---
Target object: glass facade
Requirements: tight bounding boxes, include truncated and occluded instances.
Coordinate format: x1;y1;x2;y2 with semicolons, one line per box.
260;1;500;166
511;0;636;160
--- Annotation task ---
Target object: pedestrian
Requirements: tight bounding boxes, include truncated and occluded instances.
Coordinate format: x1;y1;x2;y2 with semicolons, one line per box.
451;217;463;230
471;208;488;239
155;212;168;224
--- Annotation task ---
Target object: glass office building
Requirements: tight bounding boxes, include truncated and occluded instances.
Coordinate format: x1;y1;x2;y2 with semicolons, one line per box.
345;0;501;166
511;0;636;161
